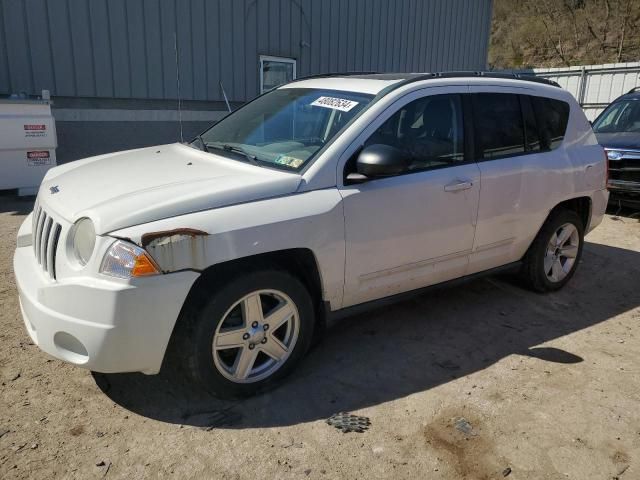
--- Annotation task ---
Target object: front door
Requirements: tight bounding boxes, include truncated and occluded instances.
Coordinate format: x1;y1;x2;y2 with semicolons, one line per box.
340;89;480;307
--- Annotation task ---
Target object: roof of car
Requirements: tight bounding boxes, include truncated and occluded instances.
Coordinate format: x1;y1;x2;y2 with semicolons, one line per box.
614;87;640;102
281;71;561;95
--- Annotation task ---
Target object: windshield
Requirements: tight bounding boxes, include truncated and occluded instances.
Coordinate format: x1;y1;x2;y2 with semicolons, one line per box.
196;88;374;170
593;99;640;133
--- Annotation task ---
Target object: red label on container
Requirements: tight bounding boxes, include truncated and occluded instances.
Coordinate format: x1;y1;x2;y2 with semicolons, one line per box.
27;151;50;159
24;124;46;131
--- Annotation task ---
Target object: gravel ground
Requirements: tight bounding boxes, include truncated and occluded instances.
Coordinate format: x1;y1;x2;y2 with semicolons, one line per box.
1;194;639;480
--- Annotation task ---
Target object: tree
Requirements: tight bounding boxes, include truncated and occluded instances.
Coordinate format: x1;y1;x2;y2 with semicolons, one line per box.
489;0;640;69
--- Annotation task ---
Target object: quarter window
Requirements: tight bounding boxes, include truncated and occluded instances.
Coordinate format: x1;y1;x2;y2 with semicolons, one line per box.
472;93;525;160
364;94;465;172
530;96;570;150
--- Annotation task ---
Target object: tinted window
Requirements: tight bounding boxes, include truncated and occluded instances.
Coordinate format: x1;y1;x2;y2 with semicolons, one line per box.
531;96;570;150
521;96;541;152
473;93;525;159
364;94;465;171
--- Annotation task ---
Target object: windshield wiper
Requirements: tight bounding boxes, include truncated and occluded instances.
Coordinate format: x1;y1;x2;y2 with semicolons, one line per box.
208;143;260;166
193;135;208;152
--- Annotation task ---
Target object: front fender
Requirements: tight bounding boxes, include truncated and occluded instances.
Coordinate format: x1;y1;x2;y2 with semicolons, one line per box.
109;189;346;309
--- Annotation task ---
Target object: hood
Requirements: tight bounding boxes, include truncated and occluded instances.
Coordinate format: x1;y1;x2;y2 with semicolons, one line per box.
40;143;302;234
595;132;640;151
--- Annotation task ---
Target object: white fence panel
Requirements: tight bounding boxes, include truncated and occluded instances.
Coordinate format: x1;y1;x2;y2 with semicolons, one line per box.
510;62;640;121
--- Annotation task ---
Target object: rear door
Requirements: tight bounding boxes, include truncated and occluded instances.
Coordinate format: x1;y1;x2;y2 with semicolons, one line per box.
467;88;572;274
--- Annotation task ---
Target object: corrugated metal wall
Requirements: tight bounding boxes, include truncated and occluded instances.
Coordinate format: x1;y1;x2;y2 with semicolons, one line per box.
0;0;493;103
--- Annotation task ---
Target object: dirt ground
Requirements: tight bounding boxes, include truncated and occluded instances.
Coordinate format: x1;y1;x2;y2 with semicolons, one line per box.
1;195;639;480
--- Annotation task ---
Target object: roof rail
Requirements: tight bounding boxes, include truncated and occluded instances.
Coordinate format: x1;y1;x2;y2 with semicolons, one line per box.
419;71;561;88
289;70;562;89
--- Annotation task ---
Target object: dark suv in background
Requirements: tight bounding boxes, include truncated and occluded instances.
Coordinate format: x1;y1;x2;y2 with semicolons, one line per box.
593;87;640;208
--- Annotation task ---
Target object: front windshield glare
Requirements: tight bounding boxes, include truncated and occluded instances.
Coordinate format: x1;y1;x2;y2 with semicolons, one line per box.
593;99;640;133
198;88;374;170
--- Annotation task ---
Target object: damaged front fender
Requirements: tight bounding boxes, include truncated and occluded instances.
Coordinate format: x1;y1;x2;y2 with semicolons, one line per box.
136;228;209;273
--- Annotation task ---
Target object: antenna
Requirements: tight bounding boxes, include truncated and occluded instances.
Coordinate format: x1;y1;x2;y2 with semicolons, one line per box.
220;81;232;113
174;32;184;143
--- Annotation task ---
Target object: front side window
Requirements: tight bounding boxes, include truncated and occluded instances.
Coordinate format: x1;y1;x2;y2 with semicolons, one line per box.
473;93;525;160
363;94;465;171
198;88;373;170
592;99;640;134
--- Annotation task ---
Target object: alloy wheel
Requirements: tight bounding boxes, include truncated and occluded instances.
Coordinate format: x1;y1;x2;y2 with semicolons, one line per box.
544;222;580;283
212;289;300;383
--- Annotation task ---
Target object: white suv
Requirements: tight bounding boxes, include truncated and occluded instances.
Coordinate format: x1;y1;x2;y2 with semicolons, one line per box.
14;72;608;397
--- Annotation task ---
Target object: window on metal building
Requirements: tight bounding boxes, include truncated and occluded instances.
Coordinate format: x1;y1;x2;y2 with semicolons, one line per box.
260;55;297;93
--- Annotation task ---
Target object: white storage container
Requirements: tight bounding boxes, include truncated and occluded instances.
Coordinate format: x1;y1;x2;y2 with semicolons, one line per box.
0;99;57;196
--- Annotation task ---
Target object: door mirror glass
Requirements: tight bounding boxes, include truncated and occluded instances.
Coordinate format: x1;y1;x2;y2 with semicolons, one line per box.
355;144;411;178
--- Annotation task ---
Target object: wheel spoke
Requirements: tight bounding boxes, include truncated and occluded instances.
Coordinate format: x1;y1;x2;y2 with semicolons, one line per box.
560;245;578;258
548;232;558;249
264;301;295;331
544;255;554;275
214;328;246;350
557;226;573;246
242;293;264;323
234;346;258;380
551;258;563;281
261;335;288;361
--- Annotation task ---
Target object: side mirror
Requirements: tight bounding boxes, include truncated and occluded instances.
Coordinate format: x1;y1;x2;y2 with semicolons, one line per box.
346;144;410;183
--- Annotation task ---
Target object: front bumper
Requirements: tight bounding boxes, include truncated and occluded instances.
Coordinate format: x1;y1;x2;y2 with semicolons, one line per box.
13;241;199;374
608;179;640;193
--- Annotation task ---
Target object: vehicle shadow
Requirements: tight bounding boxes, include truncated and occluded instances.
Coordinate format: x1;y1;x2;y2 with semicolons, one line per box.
95;240;640;429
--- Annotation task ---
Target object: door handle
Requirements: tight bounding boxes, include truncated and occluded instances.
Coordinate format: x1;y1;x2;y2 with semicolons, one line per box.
444;180;473;192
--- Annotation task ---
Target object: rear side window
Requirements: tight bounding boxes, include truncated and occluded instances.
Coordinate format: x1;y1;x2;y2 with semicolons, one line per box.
472;93;525;160
530;96;570;150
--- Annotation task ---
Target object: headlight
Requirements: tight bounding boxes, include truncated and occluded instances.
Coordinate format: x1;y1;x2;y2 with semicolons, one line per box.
71;218;96;265
607;150;623;160
100;240;161;279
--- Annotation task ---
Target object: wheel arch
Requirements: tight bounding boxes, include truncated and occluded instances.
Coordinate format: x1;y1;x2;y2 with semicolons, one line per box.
549;196;592;231
522;195;592;262
169;248;327;353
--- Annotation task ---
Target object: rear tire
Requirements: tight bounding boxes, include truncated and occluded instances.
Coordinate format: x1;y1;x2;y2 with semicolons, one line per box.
174;269;315;398
521;209;584;292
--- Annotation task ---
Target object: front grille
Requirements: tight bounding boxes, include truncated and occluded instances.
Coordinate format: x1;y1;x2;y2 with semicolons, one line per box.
609;161;640;182
32;201;62;279
608;149;640;184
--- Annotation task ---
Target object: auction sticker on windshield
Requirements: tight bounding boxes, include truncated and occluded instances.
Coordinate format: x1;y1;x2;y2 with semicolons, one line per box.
311;96;359;112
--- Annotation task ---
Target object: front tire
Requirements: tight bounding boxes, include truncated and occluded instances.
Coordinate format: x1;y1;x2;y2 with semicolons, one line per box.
177;269;315;398
521;209;584;292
